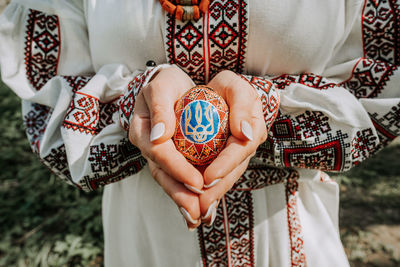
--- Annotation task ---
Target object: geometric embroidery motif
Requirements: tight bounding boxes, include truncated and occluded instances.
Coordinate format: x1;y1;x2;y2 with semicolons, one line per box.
41;144;78;188
24;9;60;91
99;102;118;130
235;165;298;190
83;139;146;190
198;190;254;267
285;172;307;267
271;74;337;90
351;128;378;165
62;76;91;93
268;111;353;172
166;0;248;84
369;102;400;149
343;0;400;98
24;103;53;154
295;111;331;139
62;92;100;135
277;130;350;172
342;59;397;98
166;18;206;84
362;0;400;64
240;75;280;131
208;0;248;81
119;71;150;131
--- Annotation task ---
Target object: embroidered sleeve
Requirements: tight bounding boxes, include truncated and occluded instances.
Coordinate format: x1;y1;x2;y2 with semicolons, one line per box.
253;0;400;172
238;75;280;131
0;3;161;191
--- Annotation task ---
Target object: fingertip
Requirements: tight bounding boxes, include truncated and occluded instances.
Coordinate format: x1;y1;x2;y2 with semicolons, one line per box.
150;122;165;142
184;183;204;194
203;165;223;188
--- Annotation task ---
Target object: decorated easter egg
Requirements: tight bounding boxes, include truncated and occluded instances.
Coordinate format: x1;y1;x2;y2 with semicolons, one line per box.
173;86;230;166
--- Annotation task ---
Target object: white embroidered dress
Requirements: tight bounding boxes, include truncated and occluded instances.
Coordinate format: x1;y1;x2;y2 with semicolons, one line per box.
1;0;399;266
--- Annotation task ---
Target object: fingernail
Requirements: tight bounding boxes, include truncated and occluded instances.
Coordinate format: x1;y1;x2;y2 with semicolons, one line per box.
181;216;197;232
188;226;197;232
241;120;253;141
204;179;221;189
179;207;199;225
202;200;217;221
184;183;204;194
150;122;165;142
207;208;217;227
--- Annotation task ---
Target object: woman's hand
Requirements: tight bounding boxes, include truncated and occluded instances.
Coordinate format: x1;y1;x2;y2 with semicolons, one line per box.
129;66;204;230
199;70;268;225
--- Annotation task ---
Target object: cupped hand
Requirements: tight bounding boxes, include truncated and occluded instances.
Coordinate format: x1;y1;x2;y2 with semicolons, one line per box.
199;70;268;225
129;66;204;230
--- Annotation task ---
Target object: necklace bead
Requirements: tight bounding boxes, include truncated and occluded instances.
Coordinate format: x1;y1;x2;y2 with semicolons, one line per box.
159;0;209;21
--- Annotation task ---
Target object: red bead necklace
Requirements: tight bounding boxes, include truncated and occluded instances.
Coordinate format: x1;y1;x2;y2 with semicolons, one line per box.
159;0;210;21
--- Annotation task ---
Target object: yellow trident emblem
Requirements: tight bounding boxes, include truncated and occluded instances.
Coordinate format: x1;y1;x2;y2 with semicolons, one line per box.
183;101;217;143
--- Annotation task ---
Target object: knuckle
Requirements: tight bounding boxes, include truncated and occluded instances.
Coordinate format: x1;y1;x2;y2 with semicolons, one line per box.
142;149;156;162
149;165;160;178
260;130;268;143
151;102;166;117
149;147;166;165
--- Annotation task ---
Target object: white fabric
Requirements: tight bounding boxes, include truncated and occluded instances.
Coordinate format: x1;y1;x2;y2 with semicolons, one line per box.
103;167;349;267
1;0;399;266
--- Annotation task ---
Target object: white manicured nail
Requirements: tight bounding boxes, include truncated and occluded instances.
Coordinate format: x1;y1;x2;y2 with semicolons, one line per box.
202;200;217;221
179;207;198;225
207;208;217;226
150;122;165;142
181;216;197;232
184;183;204;194
204;179;221;188
241;120;253;141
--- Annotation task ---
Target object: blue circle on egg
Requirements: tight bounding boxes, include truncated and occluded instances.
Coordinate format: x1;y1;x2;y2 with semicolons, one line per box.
180;100;220;144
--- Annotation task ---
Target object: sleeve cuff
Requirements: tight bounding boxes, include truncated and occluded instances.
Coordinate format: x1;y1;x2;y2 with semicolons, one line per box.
239;74;280;131
118;64;173;131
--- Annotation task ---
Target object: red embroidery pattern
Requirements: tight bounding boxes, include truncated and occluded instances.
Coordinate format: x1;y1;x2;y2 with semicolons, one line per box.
84;139;146;190
99;103;118;130
342;58;398;98
342;0;400;98
119;70;151;131
362;0;400;64
208;0;248;80
268;114;351;171
272;74;337;90
240;75;280;131
62;76;91;93
198;190;254;267
351;128;378;165
285;173;307;266
42;145;80;188
166;0;248;84
370;102;400;149
234;165;296;191
63;92;100;135
25;9;60;91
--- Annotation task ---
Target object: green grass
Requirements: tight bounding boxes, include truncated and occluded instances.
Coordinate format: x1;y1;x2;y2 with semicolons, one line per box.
0;78;399;266
0;81;103;266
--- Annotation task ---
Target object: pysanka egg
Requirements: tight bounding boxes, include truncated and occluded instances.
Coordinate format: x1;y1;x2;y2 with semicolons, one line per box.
173;86;230;166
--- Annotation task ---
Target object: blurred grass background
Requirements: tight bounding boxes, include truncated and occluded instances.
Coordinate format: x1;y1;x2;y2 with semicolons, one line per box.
0;77;399;267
